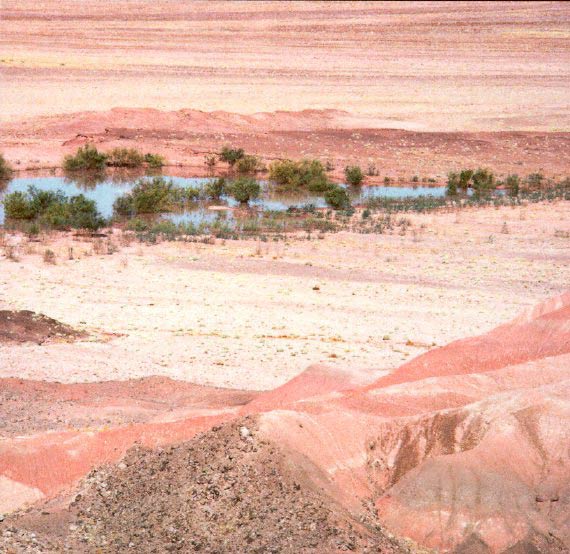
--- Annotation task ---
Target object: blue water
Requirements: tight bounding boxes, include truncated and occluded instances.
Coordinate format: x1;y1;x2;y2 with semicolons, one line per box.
0;175;445;225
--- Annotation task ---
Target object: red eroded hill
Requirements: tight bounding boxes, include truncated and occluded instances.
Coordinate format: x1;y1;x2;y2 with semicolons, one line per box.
1;293;569;553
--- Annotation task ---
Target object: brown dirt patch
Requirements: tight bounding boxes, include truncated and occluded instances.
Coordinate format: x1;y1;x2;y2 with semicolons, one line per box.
2;420;411;554
0;310;85;345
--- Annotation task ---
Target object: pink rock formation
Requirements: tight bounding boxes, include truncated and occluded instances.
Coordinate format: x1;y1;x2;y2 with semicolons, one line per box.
1;293;569;552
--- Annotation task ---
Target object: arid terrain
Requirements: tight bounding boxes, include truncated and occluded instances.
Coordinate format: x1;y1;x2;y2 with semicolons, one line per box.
1;1;569;553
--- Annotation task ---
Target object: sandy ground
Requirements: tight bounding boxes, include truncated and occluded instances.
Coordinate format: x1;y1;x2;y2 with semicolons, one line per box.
1;201;568;390
1;1;569;131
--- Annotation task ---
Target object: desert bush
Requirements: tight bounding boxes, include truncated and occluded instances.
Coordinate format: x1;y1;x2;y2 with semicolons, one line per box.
235;155;260;175
144;153;166;168
227;177;261;204
526;172;544;188
324;185;351;210
3;186;104;230
204;178;227;200
4;191;36;219
269;159;330;192
106;148;144;168
63;144;108;171
411;175;419;183
505;174;520;196
367;163;379;177
43;249;56;264
220;146;245;166
446;172;460;196
113;177;196;215
471;168;495;198
0;153;13;180
344;165;364;186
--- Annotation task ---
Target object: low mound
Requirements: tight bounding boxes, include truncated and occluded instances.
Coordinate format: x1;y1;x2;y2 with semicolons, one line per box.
2;421;410;554
0;310;84;345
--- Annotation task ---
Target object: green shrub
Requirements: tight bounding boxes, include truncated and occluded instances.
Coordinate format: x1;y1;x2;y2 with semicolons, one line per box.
446;172;460;196
235;155;260;175
63;144;108;171
227;177;261;204
204;178;226;200
113;178;200;216
344;165;364;186
4;191;36;219
113;177;177;215
144;153;166;168
3;186;104;230
220;146;245;166
269;159;330;192
505;174;520;197
471;168;495;198
107;148;144;168
324;185;351;210
0;153;13;180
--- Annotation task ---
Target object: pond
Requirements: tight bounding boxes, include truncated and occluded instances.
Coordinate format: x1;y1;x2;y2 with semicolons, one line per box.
0;174;446;225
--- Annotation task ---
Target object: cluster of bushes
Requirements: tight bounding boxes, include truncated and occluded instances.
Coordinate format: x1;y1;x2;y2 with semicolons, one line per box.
344;165;364;186
63;145;166;172
113;176;264;216
268;158;351;210
446;168;496;198
217;147;261;175
3;185;105;230
113;177;199;216
0;153;14;180
268;159;330;192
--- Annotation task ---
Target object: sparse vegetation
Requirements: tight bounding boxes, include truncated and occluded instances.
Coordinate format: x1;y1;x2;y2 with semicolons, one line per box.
144;153;166;168
235;155;261;175
446;168;495;197
227;177;261;205
113;177;198;216
324;185;351;210
344;165;364;186
219;146;245;167
3;186;105;230
505;174;520;197
63;144;108;171
107;148;144;168
269;159;331;192
0;153;13;180
203;177;227;200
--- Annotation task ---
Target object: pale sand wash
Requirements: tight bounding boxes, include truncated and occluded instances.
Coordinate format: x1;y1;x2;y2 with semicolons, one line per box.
1;201;568;390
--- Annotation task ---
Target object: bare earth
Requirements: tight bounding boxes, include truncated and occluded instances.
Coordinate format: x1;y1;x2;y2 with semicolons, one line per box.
2;202;569;390
1;1;569;131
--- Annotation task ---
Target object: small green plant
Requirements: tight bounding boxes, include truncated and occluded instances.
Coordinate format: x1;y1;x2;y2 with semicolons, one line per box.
144;153;166;168
0;153;13;180
235;154;260;175
63;144;108;171
505;174;520;197
43;249;56;264
471;168;495;198
344;165;364;186
383;176;391;185
220;146;245;167
269;159;330;192
227;177;261;205
446;172;460;196
204;178;226;200
411;175;419;183
106;148;144;168
324;185;351;210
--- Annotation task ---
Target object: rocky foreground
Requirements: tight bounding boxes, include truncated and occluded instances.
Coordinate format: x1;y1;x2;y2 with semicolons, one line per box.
1;292;569;553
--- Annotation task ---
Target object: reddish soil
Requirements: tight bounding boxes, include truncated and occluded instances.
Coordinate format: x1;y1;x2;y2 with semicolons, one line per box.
2;108;570;181
1;293;569;553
